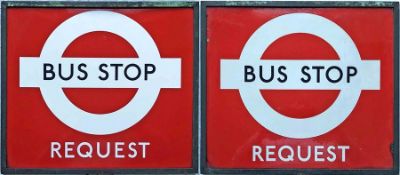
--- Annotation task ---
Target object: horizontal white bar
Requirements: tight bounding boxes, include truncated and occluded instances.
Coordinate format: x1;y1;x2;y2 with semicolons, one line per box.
20;57;181;88
221;59;380;90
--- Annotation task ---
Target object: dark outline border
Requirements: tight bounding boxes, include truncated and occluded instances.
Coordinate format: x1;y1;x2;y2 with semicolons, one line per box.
200;1;400;175
1;1;199;174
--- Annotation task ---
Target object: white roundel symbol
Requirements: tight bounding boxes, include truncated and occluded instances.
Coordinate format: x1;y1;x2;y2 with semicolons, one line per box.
19;11;181;135
220;13;380;139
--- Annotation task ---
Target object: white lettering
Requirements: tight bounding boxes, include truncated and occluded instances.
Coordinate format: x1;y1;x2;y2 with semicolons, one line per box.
252;145;350;163
252;146;263;161
50;142;62;158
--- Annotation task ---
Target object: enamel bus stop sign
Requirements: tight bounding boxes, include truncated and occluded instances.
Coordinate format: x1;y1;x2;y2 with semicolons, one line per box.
202;2;399;174
1;2;198;174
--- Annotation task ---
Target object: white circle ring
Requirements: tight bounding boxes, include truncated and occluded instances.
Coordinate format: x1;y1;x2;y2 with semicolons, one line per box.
39;11;161;135
239;13;362;138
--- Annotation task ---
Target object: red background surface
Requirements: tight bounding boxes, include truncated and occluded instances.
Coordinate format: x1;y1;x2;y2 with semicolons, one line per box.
206;8;394;169
7;8;194;168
